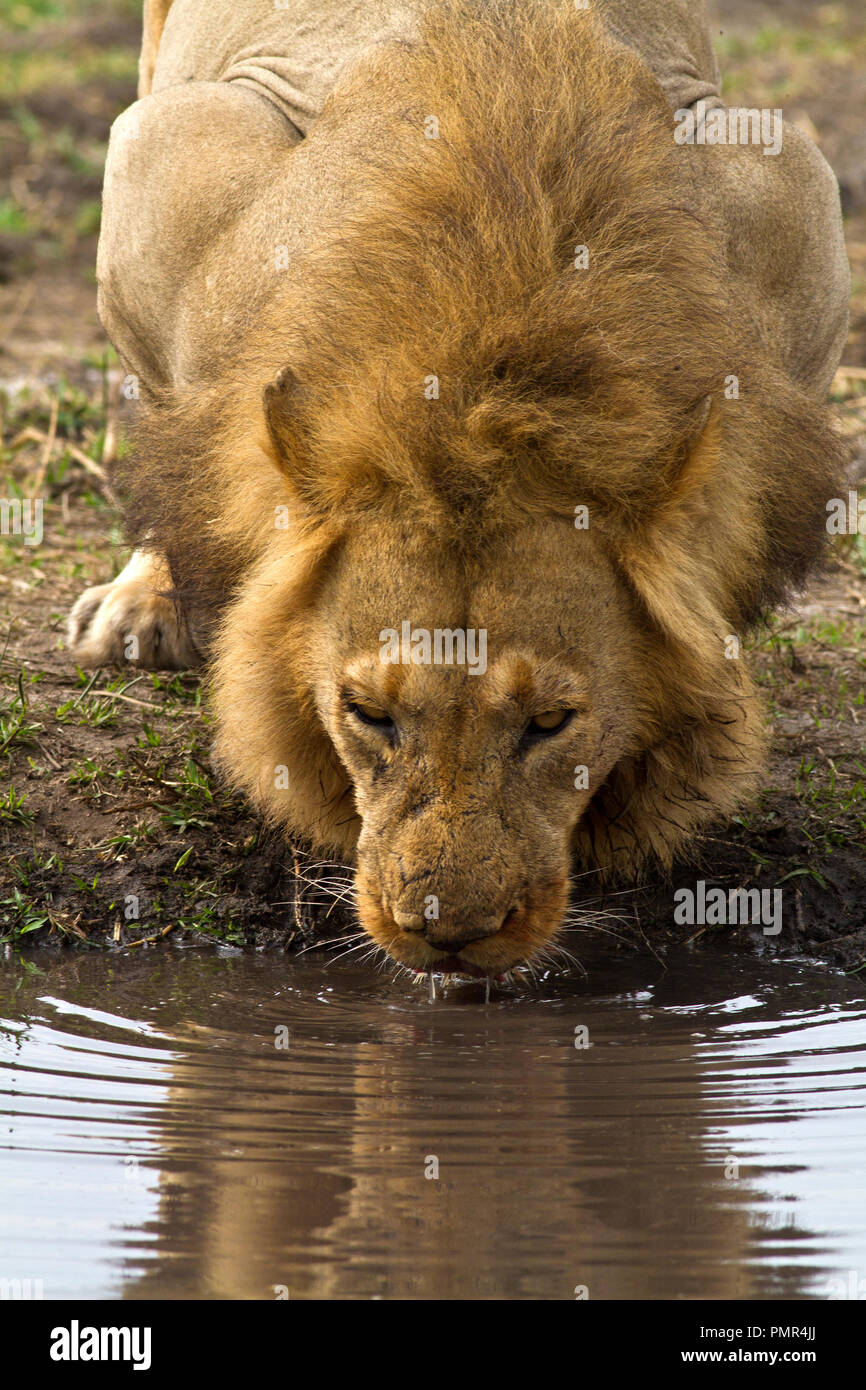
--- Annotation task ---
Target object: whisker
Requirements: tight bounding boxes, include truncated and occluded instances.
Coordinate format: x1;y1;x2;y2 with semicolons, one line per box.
326;937;379;967
562;919;634;947
295;930;364;958
297;859;353;873
539;941;587;977
288;875;356;895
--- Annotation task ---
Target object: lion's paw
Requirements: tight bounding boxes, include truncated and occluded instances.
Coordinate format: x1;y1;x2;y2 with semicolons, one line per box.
67;553;199;670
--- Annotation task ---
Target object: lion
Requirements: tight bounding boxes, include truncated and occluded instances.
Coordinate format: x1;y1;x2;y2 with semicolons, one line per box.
68;0;850;978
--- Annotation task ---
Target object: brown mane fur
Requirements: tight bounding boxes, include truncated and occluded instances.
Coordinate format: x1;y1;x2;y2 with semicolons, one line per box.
117;0;846;874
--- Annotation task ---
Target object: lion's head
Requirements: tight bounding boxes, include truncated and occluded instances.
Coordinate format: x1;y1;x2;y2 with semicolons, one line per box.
288;515;651;975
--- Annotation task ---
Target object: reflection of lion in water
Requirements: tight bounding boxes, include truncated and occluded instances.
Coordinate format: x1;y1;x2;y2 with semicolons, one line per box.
68;1;849;977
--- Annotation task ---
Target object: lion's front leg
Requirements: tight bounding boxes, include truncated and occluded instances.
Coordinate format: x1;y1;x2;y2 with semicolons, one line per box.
67;550;200;670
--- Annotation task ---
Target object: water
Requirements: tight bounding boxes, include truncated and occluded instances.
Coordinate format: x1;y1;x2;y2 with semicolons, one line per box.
1;943;865;1300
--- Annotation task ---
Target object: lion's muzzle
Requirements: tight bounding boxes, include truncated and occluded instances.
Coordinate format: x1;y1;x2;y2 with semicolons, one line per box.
391;904;513;954
355;824;570;977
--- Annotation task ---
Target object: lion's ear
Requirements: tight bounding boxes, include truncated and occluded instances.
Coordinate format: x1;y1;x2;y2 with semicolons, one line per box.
618;397;726;660
682;392;713;449
263;366;308;482
657;393;719;520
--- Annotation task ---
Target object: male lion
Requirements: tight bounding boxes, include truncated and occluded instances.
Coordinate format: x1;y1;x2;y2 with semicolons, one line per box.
69;0;849;978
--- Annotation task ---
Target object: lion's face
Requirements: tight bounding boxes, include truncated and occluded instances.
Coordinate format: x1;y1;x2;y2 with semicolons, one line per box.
307;514;648;976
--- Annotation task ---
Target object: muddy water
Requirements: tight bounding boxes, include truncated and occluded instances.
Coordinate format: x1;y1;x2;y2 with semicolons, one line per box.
1;944;865;1301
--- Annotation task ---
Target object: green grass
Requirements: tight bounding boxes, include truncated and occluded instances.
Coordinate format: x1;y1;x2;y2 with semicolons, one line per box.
0;197;33;233
716;20;866;66
793;755;866;854
715;18;866;105
65;757;104;789
0;886;50;935
0;47;138;99
0;673;43;758
0;851;73;942
97;821;156;858
1;376;118;497
159;756;216;832
55;693;119;728
0;0;140;23
0;0;69;30
0;785;33;824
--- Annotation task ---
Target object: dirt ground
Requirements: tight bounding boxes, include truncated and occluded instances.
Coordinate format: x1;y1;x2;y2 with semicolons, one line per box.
1;1;864;971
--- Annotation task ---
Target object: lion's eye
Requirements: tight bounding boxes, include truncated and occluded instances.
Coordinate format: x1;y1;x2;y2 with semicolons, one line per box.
346;698;394;730
526;709;573;738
